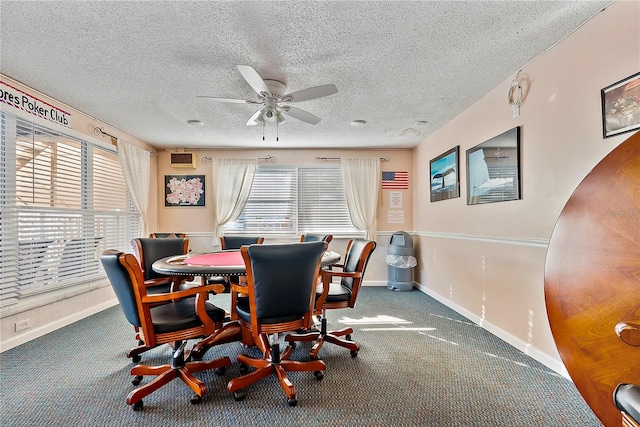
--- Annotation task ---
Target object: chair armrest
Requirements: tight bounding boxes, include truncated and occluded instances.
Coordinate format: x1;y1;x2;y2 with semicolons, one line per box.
320;270;363;280
141;283;222;304
315;270;363;311
207;283;226;294
143;275;184;286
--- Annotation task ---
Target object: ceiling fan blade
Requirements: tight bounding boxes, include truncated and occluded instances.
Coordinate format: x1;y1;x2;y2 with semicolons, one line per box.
237;65;270;95
246;109;263;126
196;96;260;104
281;106;321;125
283;84;338;103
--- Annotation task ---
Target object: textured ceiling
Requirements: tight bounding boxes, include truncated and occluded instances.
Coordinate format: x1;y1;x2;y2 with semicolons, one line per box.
0;1;611;149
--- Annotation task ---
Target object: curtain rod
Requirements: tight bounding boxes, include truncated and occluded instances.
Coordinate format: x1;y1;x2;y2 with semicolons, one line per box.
94;127;155;157
315;156;391;162
201;155;277;164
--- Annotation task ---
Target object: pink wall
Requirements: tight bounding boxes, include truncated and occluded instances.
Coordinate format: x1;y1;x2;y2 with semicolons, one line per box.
412;1;639;374
155;148;413;236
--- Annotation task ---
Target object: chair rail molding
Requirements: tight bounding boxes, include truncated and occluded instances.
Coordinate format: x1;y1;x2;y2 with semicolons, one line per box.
414;231;549;248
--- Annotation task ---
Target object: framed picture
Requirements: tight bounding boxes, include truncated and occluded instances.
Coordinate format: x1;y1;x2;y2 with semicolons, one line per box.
466;127;521;205
429;146;460;202
164;175;205;207
601;71;640;138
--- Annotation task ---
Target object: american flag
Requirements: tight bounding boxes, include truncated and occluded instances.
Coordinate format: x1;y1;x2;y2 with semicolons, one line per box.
381;171;409;189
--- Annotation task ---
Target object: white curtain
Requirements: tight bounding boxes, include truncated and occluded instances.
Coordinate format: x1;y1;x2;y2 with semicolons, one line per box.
341;158;381;241
117;140;150;236
212;158;257;242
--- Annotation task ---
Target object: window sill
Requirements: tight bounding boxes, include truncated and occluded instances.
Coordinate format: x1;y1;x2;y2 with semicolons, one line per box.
0;278;111;318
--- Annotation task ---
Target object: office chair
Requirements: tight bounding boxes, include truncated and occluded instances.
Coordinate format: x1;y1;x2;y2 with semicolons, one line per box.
286;239;376;359
227;242;327;406
128;237;194;362
101;249;232;410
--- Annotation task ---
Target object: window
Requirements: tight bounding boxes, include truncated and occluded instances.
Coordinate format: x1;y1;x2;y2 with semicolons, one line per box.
223;166;360;236
0;112;141;308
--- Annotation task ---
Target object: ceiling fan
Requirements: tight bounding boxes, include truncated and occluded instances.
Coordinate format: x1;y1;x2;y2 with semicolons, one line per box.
198;65;338;126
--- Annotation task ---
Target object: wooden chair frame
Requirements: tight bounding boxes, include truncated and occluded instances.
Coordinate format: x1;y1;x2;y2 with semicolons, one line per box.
226;243;327;406
286;239;376;359
104;251;234;410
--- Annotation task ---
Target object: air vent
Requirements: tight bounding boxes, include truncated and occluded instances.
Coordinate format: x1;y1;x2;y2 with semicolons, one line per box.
170;153;196;168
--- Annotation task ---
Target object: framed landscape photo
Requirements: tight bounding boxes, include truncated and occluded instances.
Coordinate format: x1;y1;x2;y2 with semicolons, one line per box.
466;127;521;205
601;71;640;138
164;175;205;207
429;146;460;202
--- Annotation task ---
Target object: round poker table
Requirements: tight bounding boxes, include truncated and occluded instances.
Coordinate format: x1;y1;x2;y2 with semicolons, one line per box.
544;131;640;427
152;249;341;277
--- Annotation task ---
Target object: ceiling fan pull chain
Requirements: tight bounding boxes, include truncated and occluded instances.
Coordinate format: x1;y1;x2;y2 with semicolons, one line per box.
262;121;265;141
276;120;279;142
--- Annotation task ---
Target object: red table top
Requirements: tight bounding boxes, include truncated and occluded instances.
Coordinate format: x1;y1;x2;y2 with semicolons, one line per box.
185;251;244;267
153;249;339;277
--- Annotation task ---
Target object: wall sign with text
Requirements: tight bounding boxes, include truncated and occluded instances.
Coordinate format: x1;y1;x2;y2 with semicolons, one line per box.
0;81;72;127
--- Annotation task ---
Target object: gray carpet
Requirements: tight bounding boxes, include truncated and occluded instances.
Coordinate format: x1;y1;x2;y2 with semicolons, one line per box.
0;287;602;426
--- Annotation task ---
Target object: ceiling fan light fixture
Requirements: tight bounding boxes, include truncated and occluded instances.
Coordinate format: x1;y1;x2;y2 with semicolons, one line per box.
200;65;337;127
263;109;277;122
276;111;286;124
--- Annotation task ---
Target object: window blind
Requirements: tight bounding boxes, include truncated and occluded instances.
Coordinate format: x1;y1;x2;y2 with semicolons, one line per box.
298;168;357;233
223;166;359;236
224;167;297;233
1;112;140;307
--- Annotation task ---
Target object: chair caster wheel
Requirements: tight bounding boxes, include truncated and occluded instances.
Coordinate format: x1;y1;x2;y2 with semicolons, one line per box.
132;400;143;411
345;334;352;340
239;363;248;374
314;370;324;380
233;390;246;401
132;375;143;386
190;395;203;405
131;354;141;363
289;341;297;349
350;350;358;358
214;366;226;376
287;397;298;407
190;350;203;361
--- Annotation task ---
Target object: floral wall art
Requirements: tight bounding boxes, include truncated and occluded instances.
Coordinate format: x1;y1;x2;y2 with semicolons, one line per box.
164;175;205;207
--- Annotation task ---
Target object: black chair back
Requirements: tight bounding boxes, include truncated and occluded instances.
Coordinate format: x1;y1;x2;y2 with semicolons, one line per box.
221;236;263;250
300;234;333;244
133;237;189;280
100;249;141;328
247;242;326;322
341;239;376;292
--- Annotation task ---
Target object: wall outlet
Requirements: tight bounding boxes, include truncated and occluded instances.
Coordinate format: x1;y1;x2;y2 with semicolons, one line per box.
14;319;31;332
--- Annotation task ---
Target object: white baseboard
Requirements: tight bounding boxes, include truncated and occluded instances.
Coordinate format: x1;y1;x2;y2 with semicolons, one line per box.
414;283;570;379
362;280;387;287
0;298;119;353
